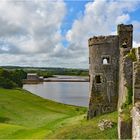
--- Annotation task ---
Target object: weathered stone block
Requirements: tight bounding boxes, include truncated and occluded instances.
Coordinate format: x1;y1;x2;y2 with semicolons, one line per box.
132;102;140;140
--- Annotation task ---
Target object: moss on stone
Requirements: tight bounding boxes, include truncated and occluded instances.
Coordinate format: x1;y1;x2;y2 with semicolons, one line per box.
121;86;133;109
127;48;137;62
126;87;133;105
120;105;132;122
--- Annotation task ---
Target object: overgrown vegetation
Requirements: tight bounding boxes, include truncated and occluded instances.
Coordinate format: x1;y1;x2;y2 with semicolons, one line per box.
0;68;27;89
126;87;133;105
121;86;133;123
120;105;132;122
121;86;133;109
127;48;137;62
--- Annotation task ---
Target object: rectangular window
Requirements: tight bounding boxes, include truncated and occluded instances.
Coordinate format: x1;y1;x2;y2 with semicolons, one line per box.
95;75;101;83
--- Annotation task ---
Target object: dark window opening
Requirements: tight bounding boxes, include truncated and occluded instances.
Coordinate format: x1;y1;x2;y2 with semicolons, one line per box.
94;110;97;116
95;75;101;83
102;57;110;64
122;41;127;48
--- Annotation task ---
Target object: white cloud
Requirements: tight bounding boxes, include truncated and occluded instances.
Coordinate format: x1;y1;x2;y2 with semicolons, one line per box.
0;0;66;54
0;0;140;68
65;0;140;68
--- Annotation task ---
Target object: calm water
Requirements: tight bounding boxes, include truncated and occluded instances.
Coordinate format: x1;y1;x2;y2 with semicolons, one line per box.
23;82;89;107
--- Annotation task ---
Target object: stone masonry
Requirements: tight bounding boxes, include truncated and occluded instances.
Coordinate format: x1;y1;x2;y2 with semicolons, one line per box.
87;24;140;139
132;48;140;140
87;24;133;119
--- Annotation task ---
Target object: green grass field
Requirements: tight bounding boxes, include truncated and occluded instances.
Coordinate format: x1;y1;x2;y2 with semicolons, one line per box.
0;88;118;139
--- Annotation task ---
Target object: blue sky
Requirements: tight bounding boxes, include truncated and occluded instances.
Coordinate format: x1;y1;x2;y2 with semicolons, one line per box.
129;6;140;22
62;0;90;35
0;0;140;68
61;0;91;47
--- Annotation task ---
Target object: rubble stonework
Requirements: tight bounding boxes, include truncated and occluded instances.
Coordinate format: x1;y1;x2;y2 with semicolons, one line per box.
98;119;114;131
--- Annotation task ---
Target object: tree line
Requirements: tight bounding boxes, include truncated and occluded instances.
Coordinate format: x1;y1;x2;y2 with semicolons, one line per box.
0;68;27;89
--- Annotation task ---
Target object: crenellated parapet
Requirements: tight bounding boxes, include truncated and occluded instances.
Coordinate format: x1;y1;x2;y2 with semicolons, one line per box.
117;24;133;32
88;35;117;46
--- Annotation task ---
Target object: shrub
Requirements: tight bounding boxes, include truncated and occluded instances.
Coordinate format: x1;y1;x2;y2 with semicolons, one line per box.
0;77;17;89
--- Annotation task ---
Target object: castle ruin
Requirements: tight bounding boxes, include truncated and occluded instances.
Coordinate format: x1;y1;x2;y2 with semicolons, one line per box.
88;24;133;119
88;24;140;139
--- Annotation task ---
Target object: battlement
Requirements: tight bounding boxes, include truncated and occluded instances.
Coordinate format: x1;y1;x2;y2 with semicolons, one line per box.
117;24;133;32
88;35;117;46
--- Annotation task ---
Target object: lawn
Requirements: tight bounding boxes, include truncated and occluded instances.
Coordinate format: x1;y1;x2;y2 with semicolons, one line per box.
49;111;118;139
0;88;118;139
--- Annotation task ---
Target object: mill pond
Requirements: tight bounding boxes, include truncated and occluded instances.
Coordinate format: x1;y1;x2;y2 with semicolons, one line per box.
23;76;89;107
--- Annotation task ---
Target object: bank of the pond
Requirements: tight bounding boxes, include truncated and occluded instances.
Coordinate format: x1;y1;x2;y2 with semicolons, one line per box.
0;88;118;139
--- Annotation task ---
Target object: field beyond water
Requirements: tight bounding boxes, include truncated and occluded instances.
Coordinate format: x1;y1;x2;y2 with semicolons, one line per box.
0;88;118;139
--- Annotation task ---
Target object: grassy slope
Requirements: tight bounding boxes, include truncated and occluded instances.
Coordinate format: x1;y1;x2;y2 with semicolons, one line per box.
0;88;86;139
0;88;118;139
49;111;118;139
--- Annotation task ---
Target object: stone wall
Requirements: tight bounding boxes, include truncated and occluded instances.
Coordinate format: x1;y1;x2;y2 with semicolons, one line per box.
117;49;133;139
118;116;132;139
88;35;119;119
118;49;133;109
132;102;140;140
118;24;133;109
117;25;133;139
132;55;140;140
133;51;140;103
88;24;133;119
88;24;140;139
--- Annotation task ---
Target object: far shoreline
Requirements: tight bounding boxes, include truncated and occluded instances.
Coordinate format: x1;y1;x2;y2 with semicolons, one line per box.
23;75;89;84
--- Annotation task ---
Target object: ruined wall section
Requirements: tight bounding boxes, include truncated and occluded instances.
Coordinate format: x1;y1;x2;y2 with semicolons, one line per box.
133;47;140;102
118;51;133;108
132;103;140;140
132;48;140;140
88;36;119;119
118;24;133;109
117;24;133;139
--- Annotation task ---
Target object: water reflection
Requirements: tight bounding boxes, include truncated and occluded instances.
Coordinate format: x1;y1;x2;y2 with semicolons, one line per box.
23;82;89;107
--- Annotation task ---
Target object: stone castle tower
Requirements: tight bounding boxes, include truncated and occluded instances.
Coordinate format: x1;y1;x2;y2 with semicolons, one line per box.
88;24;133;119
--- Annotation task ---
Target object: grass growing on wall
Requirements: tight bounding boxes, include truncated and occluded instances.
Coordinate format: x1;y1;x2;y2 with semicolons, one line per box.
121;86;133;123
126;87;133;105
127;48;137;62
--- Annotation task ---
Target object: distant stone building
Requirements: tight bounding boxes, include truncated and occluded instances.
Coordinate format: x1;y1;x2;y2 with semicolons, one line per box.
27;73;39;80
87;24;133;119
23;73;43;84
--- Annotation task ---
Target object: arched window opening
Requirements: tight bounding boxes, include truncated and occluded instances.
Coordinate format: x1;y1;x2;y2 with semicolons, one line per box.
103;58;108;64
102;57;110;64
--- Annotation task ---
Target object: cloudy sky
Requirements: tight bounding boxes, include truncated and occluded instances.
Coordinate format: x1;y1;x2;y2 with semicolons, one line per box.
0;0;140;68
